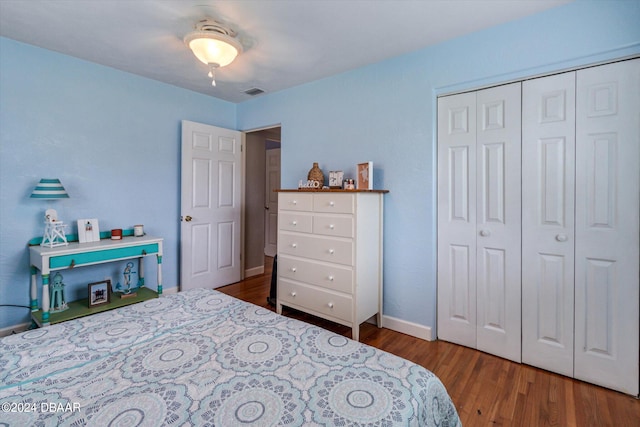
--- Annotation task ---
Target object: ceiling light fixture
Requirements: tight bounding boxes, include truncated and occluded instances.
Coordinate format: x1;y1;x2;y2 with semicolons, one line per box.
184;19;243;87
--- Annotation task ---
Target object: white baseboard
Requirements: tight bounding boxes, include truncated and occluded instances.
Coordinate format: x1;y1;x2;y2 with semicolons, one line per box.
245;265;265;278
381;314;434;341
0;322;31;337
160;286;179;295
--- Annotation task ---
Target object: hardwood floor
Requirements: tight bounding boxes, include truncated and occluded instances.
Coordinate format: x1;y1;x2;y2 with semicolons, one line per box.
217;257;640;427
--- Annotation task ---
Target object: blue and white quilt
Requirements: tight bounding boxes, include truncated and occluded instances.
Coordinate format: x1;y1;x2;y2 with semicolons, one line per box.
0;289;460;426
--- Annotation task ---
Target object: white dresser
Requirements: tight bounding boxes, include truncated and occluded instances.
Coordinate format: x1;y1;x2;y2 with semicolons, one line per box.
276;189;387;341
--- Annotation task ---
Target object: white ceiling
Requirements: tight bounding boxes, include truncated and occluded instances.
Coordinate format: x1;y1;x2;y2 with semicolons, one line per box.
0;0;572;103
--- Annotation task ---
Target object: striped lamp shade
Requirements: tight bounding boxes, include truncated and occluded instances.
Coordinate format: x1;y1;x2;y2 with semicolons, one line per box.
30;178;70;199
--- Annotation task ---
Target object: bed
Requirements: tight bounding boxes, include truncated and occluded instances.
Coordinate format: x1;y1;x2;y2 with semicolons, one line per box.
0;288;460;426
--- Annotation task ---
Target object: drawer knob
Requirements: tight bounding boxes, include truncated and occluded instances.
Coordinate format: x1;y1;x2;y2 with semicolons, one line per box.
292;200;297;205
328;275;334;281
292;243;297;248
329;249;334;254
291;267;297;272
292;220;297;226
327;302;334;309
290;292;297;297
329;201;335;206
329;224;335;229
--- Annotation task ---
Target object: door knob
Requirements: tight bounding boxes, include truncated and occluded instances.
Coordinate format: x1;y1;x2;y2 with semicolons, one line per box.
479;229;491;237
185;215;193;222
556;233;568;242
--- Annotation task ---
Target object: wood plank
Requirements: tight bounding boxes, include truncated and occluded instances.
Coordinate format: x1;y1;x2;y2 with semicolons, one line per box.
218;257;640;427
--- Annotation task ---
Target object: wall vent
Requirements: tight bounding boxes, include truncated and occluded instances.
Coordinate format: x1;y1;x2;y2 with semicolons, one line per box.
244;87;265;96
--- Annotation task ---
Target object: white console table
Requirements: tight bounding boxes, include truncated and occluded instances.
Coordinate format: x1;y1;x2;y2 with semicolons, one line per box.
29;235;163;326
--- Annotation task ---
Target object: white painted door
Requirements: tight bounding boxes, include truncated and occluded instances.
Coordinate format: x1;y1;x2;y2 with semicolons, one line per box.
522;72;576;376
574;59;639;395
437;91;478;349
180;120;243;290
475;83;522;363
438;83;522;362
264;148;280;257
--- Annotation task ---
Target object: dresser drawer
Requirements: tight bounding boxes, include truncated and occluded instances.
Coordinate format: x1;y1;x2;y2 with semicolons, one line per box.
278;279;353;322
312;215;353;238
279;193;313;211
278;255;354;293
49;243;159;269
278;233;353;266
278;212;312;233
313;194;354;214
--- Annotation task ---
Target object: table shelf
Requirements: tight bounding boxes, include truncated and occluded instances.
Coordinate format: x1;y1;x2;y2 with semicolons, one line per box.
31;287;158;327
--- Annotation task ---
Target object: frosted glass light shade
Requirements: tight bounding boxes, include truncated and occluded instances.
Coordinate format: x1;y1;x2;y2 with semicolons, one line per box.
30;178;69;199
185;32;242;67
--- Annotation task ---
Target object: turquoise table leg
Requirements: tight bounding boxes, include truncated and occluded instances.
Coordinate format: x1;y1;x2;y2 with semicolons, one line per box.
30;266;38;311
157;255;163;295
41;274;50;325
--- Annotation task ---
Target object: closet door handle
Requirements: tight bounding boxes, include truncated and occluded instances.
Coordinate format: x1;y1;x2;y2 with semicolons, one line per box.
479;229;491;237
556;233;568;242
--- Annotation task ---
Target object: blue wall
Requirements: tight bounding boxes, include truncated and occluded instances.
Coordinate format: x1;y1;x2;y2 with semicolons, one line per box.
1;0;639;332
0;38;236;329
237;0;640;331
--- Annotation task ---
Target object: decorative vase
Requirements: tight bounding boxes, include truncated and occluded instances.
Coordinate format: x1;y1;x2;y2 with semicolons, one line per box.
307;162;324;187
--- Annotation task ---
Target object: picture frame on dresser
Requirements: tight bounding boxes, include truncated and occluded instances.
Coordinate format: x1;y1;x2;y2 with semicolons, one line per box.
357;161;373;190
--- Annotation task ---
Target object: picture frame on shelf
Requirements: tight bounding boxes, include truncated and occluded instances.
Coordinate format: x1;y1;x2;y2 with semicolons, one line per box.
357;161;373;190
78;218;100;243
88;280;111;308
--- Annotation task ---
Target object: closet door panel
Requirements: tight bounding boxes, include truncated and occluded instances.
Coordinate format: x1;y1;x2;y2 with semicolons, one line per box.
522;72;576;376
575;59;639;396
437;92;477;348
475;83;522;363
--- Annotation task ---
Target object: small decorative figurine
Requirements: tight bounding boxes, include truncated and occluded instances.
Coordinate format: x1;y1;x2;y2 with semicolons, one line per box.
115;261;138;298
41;209;68;248
49;272;68;312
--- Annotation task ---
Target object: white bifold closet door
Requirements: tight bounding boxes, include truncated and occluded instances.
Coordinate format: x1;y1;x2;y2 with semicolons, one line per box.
574;59;639;395
522;59;639;396
437;83;522;363
522;71;577;377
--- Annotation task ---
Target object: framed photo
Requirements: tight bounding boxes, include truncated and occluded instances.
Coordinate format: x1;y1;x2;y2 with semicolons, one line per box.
329;171;344;189
88;280;111;308
78;218;100;243
357;161;373;190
